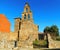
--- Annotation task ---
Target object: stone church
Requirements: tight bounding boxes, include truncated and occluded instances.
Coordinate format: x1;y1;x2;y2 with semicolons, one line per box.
14;3;38;48
0;2;60;50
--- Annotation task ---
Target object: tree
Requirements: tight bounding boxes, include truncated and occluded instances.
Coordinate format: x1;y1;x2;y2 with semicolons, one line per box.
50;25;59;36
44;26;50;33
43;25;59;36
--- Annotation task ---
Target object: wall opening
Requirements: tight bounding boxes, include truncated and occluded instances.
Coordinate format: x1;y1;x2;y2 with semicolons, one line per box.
28;14;30;20
24;14;26;19
26;8;28;12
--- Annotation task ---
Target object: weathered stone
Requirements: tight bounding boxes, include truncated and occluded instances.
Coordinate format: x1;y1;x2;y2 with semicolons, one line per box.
48;34;60;48
14;3;38;48
0;2;60;50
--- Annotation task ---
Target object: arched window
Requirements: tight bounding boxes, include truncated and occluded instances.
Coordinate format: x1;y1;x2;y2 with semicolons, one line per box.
24;14;26;19
28;14;30;20
26;8;28;12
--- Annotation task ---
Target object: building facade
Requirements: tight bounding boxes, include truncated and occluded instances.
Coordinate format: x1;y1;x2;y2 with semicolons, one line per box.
0;3;60;50
14;3;38;48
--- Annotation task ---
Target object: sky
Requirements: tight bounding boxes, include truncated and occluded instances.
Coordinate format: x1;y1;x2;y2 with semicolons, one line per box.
0;0;60;32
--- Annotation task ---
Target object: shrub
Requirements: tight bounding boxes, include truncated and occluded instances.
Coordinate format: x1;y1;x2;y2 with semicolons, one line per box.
56;36;60;41
33;39;47;46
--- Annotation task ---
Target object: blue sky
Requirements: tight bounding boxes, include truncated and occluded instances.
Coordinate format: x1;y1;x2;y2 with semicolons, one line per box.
0;0;60;32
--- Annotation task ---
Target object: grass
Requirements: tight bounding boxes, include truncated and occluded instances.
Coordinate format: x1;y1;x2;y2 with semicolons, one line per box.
33;39;47;48
56;36;60;41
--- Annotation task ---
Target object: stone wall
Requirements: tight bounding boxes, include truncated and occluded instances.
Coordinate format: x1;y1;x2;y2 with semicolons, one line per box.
17;21;38;48
48;34;60;48
0;32;17;49
14;3;38;48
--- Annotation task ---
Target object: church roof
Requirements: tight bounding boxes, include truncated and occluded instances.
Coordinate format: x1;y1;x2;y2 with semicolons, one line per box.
14;17;21;20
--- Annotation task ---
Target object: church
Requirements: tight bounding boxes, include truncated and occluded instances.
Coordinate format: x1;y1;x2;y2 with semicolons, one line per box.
0;2;60;50
0;3;46;49
14;3;38;47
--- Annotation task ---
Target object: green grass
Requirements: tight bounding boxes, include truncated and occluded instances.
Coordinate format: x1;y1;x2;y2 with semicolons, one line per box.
33;39;47;48
56;36;60;41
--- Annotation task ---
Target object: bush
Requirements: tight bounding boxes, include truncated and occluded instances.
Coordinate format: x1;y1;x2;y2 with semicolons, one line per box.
56;36;60;41
39;40;47;45
33;39;47;48
33;39;39;45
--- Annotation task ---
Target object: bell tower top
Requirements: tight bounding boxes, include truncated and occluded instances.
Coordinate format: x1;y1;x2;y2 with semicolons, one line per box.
25;2;30;7
24;2;30;12
22;2;33;22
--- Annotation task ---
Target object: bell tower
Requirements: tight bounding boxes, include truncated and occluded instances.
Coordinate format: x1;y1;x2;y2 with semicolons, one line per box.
22;3;33;22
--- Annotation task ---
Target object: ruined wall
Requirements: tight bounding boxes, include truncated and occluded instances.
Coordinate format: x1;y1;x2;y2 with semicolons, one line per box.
48;34;60;48
14;18;21;33
17;21;38;48
0;32;17;49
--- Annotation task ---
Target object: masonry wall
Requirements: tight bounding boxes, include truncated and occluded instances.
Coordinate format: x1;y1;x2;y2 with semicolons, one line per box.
0;32;17;49
48;34;60;48
17;21;38;48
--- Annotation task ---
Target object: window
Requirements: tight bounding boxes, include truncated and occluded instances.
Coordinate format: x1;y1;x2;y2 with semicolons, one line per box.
28;14;30;20
24;14;26;19
26;8;28;12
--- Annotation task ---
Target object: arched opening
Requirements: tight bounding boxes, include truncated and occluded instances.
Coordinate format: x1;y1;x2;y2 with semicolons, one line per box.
24;14;26;19
26;8;28;12
28;14;30;20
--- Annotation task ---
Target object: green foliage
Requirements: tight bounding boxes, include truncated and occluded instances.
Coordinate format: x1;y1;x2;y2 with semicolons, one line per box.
56;36;60;41
33;39;39;45
33;39;47;46
44;25;59;36
39;40;47;45
44;26;50;33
